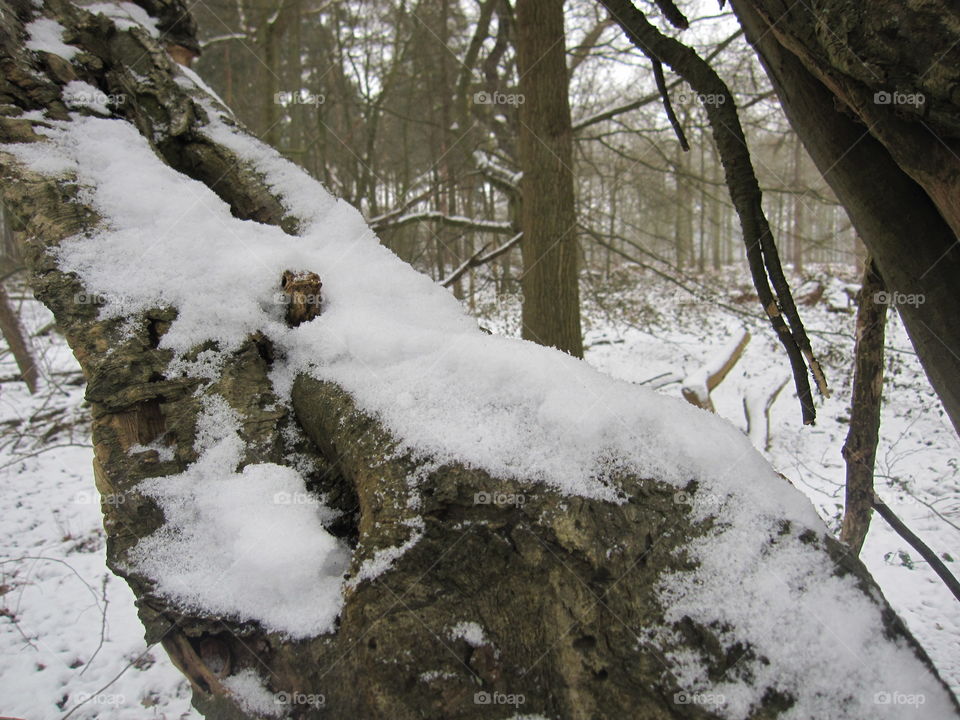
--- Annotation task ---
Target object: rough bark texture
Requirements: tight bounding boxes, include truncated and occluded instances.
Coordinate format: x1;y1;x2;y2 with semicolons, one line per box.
730;0;960;437
840;258;887;554
1;1;957;718
515;0;584;358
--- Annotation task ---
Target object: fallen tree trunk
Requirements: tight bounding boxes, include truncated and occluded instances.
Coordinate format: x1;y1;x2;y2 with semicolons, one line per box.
1;1;958;718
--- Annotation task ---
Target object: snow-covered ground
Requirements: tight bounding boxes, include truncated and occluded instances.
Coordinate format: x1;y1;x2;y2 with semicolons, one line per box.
0;289;197;720
1;265;957;717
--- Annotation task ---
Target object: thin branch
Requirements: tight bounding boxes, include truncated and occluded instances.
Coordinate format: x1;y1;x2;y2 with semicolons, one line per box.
652;58;689;150
873;499;960;604
199;32;248;48
371;210;514;235
568;18;615;75
653;0;689;28
80;574;110;675
599;0;826;424
61;640;164;719
572;29;742;131
581;226;753;319
441;232;522;287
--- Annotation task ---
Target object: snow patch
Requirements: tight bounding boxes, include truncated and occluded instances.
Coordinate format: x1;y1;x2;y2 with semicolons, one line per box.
448;621;487;647
129;396;349;638
176;65;230;109
62;80;114;116
223;668;284;718
25;17;78;60
85;2;159;36
654;524;956;719
128;439;175;463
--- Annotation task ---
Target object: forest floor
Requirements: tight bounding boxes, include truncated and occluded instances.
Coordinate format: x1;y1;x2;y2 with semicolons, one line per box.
1;264;957;719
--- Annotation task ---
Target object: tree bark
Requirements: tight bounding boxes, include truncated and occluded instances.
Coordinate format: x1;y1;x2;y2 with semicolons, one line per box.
840;257;887;554
515;0;584;357
0;281;39;393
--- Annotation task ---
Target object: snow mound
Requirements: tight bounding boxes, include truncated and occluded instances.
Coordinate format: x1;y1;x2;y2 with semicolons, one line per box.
129;396;349;638
223;668;284;717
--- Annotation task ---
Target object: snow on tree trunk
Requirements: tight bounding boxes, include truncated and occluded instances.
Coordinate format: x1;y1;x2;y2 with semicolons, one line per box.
1;1;957;718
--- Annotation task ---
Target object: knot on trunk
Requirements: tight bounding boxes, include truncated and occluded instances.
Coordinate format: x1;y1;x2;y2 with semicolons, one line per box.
281;270;322;326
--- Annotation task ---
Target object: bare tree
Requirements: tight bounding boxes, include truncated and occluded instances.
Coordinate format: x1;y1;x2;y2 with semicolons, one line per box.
515;0;583;356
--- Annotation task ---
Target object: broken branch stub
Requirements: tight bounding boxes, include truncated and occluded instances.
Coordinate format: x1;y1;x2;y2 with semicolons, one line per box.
281;270;323;326
681;329;751;411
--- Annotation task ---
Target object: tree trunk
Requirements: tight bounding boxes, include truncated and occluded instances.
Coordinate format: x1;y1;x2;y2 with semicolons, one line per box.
790;135;804;274
515;0;583;357
841;257;887;554
2;1;957;718
0;281;39;392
